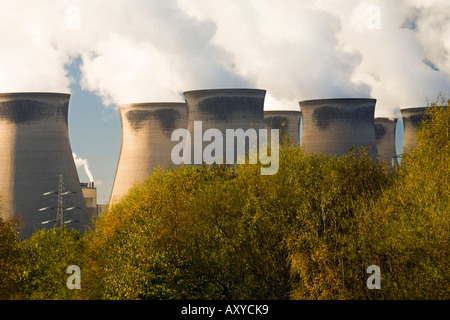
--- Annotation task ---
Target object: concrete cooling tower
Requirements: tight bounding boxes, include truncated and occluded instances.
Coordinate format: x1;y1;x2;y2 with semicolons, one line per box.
110;102;187;202
299;98;379;157
0;92;89;237
374;117;398;168
264;110;302;146
401;107;428;153
184;89;266;165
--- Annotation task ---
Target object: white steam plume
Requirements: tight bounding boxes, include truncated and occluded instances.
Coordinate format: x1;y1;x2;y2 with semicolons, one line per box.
72;153;95;183
0;0;449;115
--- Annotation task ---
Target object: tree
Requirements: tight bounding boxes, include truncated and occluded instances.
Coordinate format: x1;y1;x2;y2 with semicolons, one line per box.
0;215;25;299
19;227;85;300
81;96;449;300
341;95;449;299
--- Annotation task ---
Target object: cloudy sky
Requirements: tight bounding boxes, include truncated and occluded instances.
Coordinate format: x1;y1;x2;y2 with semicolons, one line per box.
1;0;449;202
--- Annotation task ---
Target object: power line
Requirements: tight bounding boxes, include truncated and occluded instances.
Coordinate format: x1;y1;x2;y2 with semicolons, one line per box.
38;173;80;228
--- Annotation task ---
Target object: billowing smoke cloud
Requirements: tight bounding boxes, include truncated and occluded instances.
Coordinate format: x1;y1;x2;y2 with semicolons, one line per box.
0;1;72;93
177;0;450;115
313;0;450;116
77;0;250;105
73;152;94;183
0;0;449;116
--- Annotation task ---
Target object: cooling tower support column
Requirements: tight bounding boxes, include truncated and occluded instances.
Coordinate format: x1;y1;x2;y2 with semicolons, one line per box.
110;102;187;202
0;92;89;237
401;107;428;153
299;98;379;157
374;117;398;168
264;110;301;146
183;89;266;165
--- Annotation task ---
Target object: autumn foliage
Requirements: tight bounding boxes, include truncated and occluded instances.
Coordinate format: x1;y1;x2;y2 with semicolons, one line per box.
0;97;448;300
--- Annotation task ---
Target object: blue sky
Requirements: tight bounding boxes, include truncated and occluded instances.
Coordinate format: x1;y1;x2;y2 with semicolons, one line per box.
66;57;121;203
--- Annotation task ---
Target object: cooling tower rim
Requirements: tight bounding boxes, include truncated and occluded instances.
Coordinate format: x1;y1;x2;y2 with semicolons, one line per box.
299;98;376;106
0;92;70;100
400;106;428;114
183;88;266;97
118;102;186;109
264;110;301;114
374;117;397;122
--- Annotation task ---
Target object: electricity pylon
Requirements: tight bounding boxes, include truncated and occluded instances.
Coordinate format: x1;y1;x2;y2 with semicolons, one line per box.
39;173;80;227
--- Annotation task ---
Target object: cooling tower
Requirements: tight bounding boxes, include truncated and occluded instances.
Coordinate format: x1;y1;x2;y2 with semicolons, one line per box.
401;107;428;153
184;88;266;165
299;98;379;157
374;117;398;168
0;92;89;237
264;110;302;146
110;102;187;202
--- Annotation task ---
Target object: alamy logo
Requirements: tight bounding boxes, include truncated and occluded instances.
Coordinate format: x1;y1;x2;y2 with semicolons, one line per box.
66;265;81;290
66;5;81;30
366;5;381;30
366;265;381;289
171;121;279;175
